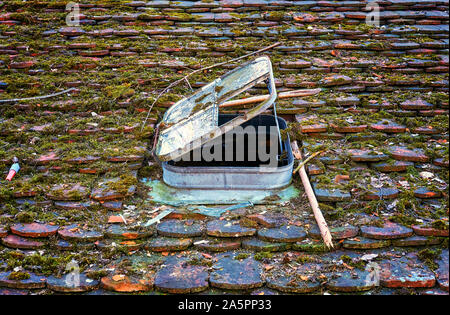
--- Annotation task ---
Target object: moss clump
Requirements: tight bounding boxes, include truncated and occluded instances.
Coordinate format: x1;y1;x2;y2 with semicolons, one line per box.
389;214;416;227
294;242;329;253
296;255;314;264
262;194;281;202
280;123;305;142
16;211;36;223
187;257;213;267
9;12;35;24
86;270;109;280
341;255;367;270
8;271;31;281
6;251;25;260
417;248;442;270
234;253;250;260
440;238;449;249
2;253;77;277
106;174;138;195
431;220;449;231
239;217;259;228
103;84;135;100
0;186;12;201
191;101;212;114
137;13;159;21
254;252;274;261
138;163;162;179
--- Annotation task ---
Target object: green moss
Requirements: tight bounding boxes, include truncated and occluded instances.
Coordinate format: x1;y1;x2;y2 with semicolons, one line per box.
16;211;36;223
262;194;281;202
280;123;305;142
431;220;449;231
293;242;329;253
9;12;35;24
106;174;138;195
191;101;212;113
389;214;416;227
8;271;30;281
239;217;259;228
187;257;213;267
296;255;315;264
417;248;442;271
0;186;13;201
86;270;109;280
103;84;135;100
234;253;250;260
166;12;194;21
254;252;274;261
340;255;367;270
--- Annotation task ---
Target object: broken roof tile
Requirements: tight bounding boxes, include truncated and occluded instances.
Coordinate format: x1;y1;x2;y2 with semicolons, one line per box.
207;220;257;237
361;222;414;240
210;254;264;290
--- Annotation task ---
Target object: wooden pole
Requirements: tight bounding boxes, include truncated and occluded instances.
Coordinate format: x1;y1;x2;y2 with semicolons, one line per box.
219;88;321;108
293;150;324;175
291;141;334;249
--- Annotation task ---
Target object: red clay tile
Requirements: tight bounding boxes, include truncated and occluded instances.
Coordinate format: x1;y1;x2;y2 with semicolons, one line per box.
47;274;99;293
0;226;7;237
58;224;103;242
157;219;204;237
154;257;209;294
101;275;153;293
266;263;321;293
210;254;264;290
361;221;413;239
257;225;307;243
380;256;436;288
10;223;59;238
145;237;192;251
1;234;45;249
194;238;241;252
389;146;429;162
412;225;449;237
206;220;256;237
309;224;359;240
0;271;46;289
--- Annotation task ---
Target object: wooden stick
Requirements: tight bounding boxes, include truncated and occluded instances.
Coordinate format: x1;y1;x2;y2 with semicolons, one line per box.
291;141;334;249
219;88;321;108
0;88;76;104
292;150;324;174
278;88;322;99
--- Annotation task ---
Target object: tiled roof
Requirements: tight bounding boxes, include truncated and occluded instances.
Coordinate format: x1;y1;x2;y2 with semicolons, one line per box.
0;0;448;295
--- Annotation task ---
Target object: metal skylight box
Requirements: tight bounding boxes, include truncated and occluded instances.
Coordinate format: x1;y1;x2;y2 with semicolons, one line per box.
154;56;294;190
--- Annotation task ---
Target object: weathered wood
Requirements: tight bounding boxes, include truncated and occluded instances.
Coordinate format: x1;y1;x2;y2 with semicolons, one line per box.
219;88;321;108
291;141;334;249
